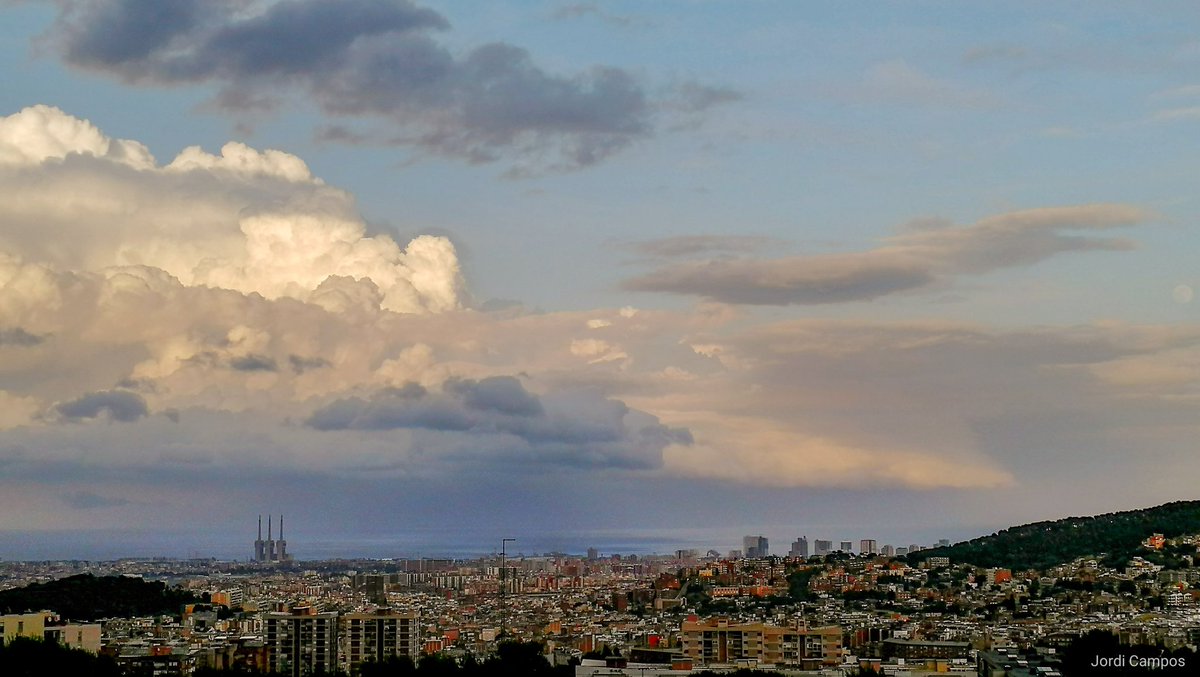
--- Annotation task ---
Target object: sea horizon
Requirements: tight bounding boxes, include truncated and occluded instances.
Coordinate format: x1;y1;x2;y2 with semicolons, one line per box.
0;523;994;563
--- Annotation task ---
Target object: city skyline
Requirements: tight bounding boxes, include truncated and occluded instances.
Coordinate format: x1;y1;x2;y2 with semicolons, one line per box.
2;1;1200;558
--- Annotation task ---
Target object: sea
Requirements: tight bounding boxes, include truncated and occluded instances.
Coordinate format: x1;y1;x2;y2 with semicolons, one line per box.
0;523;992;562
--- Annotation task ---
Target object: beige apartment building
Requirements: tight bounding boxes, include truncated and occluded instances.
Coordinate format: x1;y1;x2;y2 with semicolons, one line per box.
341;609;419;669
1;611;101;653
680;616;842;669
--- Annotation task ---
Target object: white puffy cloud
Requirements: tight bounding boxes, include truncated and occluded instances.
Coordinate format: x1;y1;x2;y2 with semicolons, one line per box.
0;104;154;168
0;105;465;314
166;142;318;182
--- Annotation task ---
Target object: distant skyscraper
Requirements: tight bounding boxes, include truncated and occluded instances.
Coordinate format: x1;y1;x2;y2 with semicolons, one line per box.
789;536;809;558
908;544;922;553
742;535;769;558
839;541;853;553
586;547;599;560
937;539;951;548
896;547;908;556
860;539;877;555
814;540;833;556
880;544;895;557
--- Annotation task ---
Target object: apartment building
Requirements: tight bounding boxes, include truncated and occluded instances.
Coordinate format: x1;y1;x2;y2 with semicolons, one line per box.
680;616;842;668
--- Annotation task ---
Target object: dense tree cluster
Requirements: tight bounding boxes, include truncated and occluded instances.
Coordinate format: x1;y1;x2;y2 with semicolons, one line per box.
906;500;1200;570
0;573;200;621
0;637;121;677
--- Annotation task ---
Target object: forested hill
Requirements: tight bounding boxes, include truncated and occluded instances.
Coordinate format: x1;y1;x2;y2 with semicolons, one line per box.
0;573;200;621
906;500;1200;571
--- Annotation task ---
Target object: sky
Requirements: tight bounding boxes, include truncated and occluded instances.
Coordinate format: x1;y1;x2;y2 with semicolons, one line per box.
1;1;1199;560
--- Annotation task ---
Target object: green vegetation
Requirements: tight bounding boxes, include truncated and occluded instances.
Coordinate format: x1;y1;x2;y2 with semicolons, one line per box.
0;573;200;621
785;567;817;601
906;500;1200;570
0;636;121;677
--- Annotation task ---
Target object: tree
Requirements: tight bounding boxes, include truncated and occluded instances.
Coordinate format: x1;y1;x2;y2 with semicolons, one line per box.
0;636;122;677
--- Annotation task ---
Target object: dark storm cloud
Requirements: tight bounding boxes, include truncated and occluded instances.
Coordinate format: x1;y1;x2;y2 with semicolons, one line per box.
449;375;543;416
625;204;1148;305
0;327;43;346
228;353;278;372
306;376;692;470
55;389;148;422
41;0;688;171
287;354;330;374
57;0;206;71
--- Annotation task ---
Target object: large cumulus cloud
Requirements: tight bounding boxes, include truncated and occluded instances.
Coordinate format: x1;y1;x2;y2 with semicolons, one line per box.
23;0;732;173
0;105;464;314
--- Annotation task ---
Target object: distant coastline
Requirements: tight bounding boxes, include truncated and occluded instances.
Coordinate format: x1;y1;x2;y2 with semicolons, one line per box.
0;523;988;562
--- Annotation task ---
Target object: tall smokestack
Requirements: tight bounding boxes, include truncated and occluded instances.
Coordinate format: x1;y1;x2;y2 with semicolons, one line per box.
280;514;284;539
258;515;262;540
268;515;272;540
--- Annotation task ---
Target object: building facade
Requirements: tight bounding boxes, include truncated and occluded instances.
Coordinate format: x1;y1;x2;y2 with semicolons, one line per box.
264;608;338;677
680;617;842;668
341;610;419;671
742;536;769;559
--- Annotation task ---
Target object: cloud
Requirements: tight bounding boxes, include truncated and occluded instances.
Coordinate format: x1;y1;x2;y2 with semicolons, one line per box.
62;490;131;509
307;376;690;471
0;327;43;346
54;389;148;422
1150;106;1200;122
228;354;278;372
0;105;466;314
36;0;673;172
625;204;1147;305
624;234;780;259
656;319;1200;491
0;101;154;168
288;354;330;374
0;391;40;430
550;3;638;28
667;83;744;113
1;106;1197;533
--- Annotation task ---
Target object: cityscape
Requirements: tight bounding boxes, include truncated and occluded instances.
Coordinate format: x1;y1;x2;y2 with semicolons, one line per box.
3;1;1200;676
4;509;1200;676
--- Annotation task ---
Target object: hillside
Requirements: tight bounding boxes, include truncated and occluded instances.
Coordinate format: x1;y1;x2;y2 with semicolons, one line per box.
906;500;1200;571
0;573;200;621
